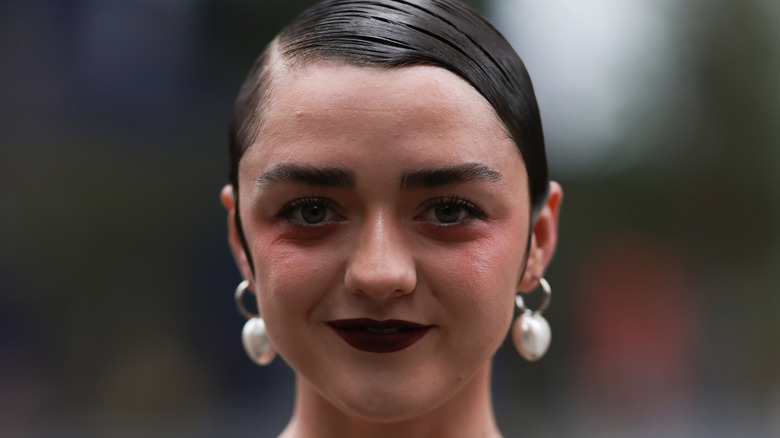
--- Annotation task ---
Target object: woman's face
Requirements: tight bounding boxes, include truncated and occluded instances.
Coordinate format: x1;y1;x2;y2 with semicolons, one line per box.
230;63;533;420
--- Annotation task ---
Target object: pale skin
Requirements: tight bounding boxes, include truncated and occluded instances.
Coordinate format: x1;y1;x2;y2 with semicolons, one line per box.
222;60;563;438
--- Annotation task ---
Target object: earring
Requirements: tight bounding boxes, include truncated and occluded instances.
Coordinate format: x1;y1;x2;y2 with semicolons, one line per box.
235;280;276;365
512;277;552;362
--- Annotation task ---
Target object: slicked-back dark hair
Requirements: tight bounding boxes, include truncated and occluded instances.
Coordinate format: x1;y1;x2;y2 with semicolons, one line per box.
228;0;549;266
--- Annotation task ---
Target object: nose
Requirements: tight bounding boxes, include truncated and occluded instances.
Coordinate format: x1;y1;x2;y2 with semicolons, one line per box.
344;213;416;299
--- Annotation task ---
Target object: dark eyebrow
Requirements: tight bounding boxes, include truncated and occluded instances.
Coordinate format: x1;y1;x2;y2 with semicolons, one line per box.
399;163;503;191
256;163;357;189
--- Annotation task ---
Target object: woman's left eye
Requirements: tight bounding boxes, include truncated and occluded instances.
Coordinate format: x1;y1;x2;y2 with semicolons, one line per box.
417;197;485;225
278;197;341;226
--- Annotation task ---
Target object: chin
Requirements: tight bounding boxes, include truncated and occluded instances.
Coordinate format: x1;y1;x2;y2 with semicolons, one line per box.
340;398;435;424
327;378;450;423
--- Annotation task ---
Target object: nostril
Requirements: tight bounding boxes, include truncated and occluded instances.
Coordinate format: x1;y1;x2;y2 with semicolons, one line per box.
344;258;417;299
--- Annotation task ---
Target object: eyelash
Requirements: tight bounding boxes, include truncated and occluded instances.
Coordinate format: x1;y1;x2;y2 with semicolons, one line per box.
420;195;486;222
277;197;339;222
275;195;486;227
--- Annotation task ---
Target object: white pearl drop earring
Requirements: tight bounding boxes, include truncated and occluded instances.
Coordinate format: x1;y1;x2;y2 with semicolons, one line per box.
511;277;552;361
235;280;276;365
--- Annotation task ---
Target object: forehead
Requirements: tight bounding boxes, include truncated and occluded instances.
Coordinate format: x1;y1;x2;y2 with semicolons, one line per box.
243;62;522;178
273;62;493;115
268;62;504;131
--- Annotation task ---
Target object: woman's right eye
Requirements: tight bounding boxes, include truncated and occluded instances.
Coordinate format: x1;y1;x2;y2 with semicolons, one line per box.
278;197;341;226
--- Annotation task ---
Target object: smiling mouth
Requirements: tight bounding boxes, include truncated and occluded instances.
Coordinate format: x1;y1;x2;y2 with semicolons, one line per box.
327;318;433;353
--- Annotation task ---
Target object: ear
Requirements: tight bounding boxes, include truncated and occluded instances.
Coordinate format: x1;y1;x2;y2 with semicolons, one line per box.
518;181;563;292
221;185;254;283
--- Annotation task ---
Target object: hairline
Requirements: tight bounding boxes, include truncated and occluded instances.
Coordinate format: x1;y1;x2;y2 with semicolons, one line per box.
239;40;518;178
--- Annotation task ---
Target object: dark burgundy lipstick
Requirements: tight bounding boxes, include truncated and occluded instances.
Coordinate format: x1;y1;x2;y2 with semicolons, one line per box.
327;319;432;353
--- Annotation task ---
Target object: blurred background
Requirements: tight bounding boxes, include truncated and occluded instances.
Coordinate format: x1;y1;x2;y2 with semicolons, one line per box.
1;0;778;436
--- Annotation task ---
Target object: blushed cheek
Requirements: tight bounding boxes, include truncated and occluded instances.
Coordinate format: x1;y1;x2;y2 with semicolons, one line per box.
252;236;342;318
434;232;523;332
471;224;526;283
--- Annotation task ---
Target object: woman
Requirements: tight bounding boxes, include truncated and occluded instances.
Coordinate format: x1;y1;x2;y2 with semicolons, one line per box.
221;0;563;436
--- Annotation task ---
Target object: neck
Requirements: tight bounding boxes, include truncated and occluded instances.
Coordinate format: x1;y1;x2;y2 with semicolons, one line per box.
279;363;501;438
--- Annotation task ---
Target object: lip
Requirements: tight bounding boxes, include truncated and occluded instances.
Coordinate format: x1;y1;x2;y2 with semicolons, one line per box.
327;318;433;353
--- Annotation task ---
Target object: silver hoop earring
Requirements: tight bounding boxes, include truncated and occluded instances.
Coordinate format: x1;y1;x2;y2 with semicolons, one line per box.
512;277;552;362
235;280;276;365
